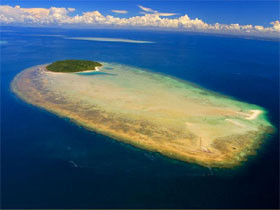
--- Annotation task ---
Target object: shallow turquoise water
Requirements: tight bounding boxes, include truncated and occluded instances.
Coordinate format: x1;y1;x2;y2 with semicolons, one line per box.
77;71;116;76
1;26;279;209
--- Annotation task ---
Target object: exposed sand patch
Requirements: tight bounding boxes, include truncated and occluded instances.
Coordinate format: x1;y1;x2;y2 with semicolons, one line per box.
235;109;262;120
246;110;263;120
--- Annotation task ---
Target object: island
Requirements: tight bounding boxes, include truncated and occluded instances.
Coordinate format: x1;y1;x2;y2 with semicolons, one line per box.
11;60;274;168
46;60;102;72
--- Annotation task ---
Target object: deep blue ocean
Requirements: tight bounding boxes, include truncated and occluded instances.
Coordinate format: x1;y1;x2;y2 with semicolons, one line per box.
1;26;279;209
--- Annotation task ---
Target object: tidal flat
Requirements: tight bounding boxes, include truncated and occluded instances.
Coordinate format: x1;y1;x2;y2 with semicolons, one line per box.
11;62;273;167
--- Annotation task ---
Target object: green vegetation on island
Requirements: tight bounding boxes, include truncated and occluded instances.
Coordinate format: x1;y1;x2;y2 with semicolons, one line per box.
46;60;102;72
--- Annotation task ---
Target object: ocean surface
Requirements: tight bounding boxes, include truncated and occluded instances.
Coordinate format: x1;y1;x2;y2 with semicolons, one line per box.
1;26;279;209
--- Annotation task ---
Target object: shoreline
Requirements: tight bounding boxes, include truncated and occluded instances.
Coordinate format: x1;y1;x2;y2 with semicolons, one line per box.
44;64;103;74
77;66;101;73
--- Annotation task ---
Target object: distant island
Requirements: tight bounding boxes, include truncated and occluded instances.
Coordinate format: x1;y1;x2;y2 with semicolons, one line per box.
46;60;102;73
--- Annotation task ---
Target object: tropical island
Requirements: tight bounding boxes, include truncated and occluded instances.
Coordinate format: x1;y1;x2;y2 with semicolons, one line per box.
46;60;102;72
11;61;274;168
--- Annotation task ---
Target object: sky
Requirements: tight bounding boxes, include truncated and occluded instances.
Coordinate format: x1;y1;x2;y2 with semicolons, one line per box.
0;0;279;37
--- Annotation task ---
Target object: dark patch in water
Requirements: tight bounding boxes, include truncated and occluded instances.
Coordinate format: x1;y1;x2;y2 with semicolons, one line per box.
77;71;117;76
104;67;114;70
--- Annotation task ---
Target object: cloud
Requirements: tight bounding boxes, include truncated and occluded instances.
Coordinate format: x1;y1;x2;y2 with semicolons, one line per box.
138;5;157;13
138;5;177;17
21;7;50;18
156;13;178;17
0;5;279;37
111;10;128;14
68;8;76;12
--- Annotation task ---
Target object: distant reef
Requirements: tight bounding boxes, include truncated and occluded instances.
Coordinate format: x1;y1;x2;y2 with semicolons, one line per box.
46;60;102;73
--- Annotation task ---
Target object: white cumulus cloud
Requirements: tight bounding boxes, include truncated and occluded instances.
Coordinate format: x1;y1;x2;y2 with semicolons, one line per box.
0;5;279;37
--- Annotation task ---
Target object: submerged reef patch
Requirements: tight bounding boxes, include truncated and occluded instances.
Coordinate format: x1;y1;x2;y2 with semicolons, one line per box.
11;62;273;167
